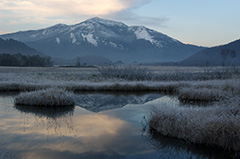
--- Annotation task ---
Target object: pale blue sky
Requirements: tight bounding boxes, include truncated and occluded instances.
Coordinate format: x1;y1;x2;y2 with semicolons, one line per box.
131;0;240;46
0;0;239;47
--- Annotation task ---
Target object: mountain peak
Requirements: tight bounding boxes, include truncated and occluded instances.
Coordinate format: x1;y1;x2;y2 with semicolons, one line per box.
85;17;127;27
53;23;68;27
47;23;68;29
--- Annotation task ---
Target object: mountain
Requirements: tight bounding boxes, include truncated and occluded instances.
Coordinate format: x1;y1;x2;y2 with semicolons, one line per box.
74;93;162;112
179;39;240;66
0;17;204;63
0;38;42;56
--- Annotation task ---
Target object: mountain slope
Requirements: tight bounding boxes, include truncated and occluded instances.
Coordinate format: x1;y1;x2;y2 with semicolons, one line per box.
0;17;204;63
179;39;240;66
0;38;43;56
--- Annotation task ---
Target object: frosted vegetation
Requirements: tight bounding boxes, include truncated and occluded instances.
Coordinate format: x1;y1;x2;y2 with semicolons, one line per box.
15;88;74;106
178;87;227;102
149;96;240;151
1;66;240;152
137;66;240;152
0;148;14;159
98;65;240;81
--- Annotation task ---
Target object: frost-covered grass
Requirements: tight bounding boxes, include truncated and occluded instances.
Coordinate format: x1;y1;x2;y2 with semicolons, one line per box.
149;96;240;151
99;65;240;81
0;66;239;86
178;88;227;102
0;81;183;92
0;148;14;159
149;94;240;151
14;88;74;106
98;65;152;81
1;79;239;96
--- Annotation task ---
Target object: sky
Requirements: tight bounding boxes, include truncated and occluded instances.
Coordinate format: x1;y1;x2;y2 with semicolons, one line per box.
0;0;239;47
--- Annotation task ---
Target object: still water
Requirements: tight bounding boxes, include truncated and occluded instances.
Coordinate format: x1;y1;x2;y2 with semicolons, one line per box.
0;92;236;159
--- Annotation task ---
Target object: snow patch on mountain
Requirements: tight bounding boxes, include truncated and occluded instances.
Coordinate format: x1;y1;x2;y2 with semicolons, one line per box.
109;42;117;48
133;27;163;47
70;22;95;32
56;38;60;44
81;33;98;46
87;17;126;27
42;30;47;35
109;42;123;49
30;34;37;38
81;23;95;30
70;33;77;44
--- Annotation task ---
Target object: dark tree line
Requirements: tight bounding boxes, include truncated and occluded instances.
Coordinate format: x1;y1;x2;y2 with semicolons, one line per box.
0;53;53;67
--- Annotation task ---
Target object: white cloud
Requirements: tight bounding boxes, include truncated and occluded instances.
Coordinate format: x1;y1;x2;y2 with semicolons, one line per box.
0;0;151;18
0;30;6;35
104;8;169;29
0;0;169;33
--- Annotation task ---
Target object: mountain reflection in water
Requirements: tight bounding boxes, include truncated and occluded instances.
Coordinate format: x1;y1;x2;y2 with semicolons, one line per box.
74;92;162;112
15;105;75;119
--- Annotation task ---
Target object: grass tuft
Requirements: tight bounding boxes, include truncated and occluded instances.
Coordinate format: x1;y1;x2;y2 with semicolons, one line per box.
178;87;227;102
14;88;74;106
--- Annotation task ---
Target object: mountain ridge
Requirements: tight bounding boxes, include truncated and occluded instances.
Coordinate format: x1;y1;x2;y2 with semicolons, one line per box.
0;17;205;63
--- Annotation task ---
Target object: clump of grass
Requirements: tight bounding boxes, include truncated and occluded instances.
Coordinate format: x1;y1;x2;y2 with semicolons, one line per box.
149;97;240;151
178;87;227;102
14;88;74;106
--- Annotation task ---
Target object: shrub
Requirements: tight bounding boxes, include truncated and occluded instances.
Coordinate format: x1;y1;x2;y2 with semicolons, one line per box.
14;88;74;106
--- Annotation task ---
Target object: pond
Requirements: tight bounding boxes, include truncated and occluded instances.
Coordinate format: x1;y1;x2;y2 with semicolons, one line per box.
0;92;236;159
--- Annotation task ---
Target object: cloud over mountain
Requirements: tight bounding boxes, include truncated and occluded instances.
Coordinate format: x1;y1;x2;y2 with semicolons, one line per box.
0;0;162;35
0;0;152;21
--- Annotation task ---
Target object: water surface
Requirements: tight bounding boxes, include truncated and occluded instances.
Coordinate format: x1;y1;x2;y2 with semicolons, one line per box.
0;92;236;159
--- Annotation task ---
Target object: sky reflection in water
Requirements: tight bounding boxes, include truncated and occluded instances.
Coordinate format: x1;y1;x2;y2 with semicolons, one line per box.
0;93;237;159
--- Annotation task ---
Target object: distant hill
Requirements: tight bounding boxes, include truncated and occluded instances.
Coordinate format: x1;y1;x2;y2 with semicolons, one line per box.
0;38;42;56
0;17;204;63
179;39;240;66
